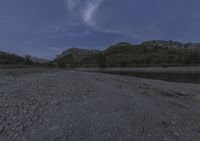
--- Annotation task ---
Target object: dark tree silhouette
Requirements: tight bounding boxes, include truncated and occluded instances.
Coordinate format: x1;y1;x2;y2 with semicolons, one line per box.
24;55;32;65
97;53;108;68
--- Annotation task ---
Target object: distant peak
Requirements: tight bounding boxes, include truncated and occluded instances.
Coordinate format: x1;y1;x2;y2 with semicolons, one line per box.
56;47;100;59
115;42;133;46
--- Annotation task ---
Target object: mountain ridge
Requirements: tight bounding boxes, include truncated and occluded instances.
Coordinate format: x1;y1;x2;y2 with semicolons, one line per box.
1;40;200;67
55;40;200;67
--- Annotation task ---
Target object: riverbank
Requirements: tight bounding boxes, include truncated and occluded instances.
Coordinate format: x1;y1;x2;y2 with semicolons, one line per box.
76;66;200;73
0;69;200;140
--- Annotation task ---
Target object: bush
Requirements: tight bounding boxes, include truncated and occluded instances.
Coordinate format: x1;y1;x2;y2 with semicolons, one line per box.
97;54;108;68
58;62;66;68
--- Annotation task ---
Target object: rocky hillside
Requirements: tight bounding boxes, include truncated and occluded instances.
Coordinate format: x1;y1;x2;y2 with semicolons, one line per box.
106;40;200;67
30;57;49;63
0;51;42;66
55;40;200;68
0;51;26;64
57;48;100;59
55;48;101;67
141;40;200;49
2;40;200;67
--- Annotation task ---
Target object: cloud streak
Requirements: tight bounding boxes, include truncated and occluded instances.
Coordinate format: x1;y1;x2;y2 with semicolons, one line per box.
64;0;138;38
82;0;104;28
65;0;80;10
64;0;104;28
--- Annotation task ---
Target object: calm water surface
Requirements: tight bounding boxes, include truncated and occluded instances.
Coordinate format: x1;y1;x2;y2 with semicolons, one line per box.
104;71;200;84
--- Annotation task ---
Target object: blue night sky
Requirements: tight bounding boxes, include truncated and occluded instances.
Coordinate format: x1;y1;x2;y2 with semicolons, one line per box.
0;0;200;58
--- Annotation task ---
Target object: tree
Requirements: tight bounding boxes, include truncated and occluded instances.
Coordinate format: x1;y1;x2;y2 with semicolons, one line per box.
97;53;108;68
191;51;200;64
24;55;32;65
119;61;127;67
58;61;66;68
56;55;74;68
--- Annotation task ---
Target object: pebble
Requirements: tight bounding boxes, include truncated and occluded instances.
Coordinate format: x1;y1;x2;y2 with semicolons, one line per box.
4;104;9;108
0;126;4;135
178;91;188;96
170;121;176;126
172;131;180;138
31;106;37;111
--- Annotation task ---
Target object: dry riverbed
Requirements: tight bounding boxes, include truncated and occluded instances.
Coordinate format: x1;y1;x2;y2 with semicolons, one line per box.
0;68;200;141
76;66;200;73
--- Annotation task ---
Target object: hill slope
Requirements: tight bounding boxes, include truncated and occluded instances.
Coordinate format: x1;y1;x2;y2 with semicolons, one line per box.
0;51;26;64
55;48;101;67
55;40;200;67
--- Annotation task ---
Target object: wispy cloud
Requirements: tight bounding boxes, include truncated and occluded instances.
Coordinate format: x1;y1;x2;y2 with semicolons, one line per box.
64;0;104;28
65;0;80;10
44;46;64;53
64;0;138;38
82;0;104;28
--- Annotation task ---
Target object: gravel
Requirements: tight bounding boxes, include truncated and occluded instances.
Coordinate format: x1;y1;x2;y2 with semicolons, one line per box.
76;66;200;73
0;68;200;141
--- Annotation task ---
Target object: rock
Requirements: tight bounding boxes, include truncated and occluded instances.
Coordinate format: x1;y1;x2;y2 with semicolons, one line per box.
4;104;9;108
31;106;37;111
51;101;60;106
16;125;24;132
140;89;147;94
0;126;5;135
178;91;189;96
170;121;176;126
172;131;180;139
14;122;21;127
48;125;64;140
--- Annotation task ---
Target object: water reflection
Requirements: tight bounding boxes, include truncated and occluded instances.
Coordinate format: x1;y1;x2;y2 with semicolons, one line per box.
105;71;200;84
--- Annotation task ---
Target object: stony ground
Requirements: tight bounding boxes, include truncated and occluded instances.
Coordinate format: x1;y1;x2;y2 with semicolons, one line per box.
0;68;200;141
77;66;200;73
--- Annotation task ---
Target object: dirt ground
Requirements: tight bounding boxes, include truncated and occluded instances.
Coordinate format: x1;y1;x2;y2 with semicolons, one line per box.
0;68;200;141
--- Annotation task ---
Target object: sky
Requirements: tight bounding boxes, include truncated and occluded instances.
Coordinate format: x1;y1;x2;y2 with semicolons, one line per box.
0;0;200;59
